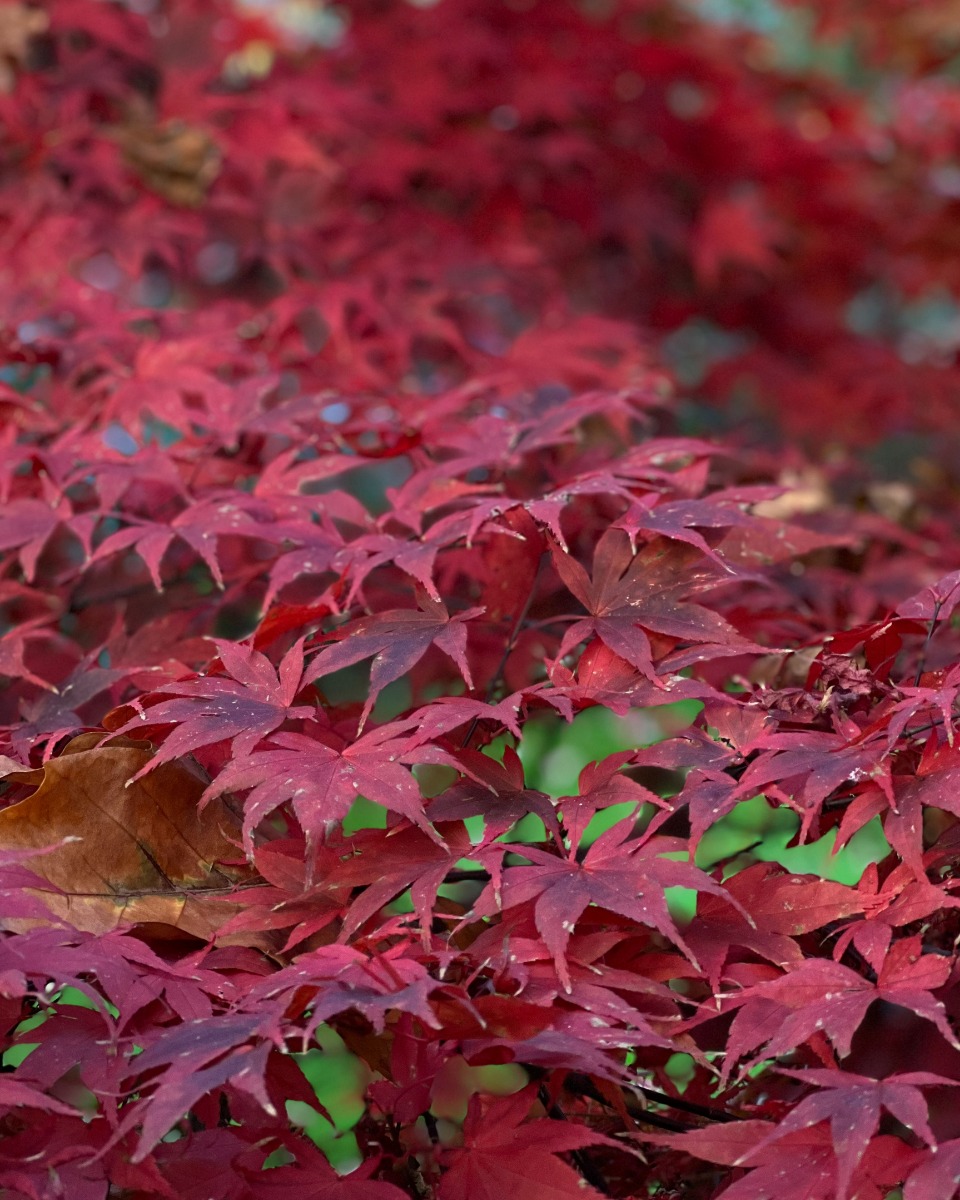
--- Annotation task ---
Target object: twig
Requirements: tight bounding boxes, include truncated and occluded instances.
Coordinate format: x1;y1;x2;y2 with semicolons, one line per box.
566;1072;739;1126
537;1082;613;1194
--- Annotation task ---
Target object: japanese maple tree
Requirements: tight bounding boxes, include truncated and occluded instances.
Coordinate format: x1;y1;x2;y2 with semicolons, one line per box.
3;0;960;1197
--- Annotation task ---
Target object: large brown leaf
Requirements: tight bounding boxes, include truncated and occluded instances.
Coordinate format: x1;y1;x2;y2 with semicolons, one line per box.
0;734;252;937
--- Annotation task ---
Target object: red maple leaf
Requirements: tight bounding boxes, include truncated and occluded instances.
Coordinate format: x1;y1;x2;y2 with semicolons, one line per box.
201;720;440;859
724;935;959;1076
551;528;755;680
305;594;482;728
472;818;741;991
111;638;313;773
436;1087;623;1200
736;1069;948;1200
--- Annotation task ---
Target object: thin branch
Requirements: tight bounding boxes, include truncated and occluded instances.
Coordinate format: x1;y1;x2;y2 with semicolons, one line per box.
566;1072;739;1126
536;1082;613;1194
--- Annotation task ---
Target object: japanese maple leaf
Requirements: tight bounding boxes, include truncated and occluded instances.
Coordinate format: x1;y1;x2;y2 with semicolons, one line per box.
0;496;86;582
881;769;960;876
333;528;463;605
305;594;482;728
614;493;758;568
240;943;439;1037
724;935;959;1076
884;664;960;749
0;496;64;580
556;750;667;847
548;639;717;714
736;1069;949;1200
836;743;960;876
91;495;286;590
113;638;313;775
693;190;781;285
125;1036;276;1161
551;528;754;679
469;926;680;1046
428;745;560;844
329;821;472;939
642;1121;838;1199
896;568;960;623
833;862;960;973
643;1121;915;1200
686;863;865;988
68;443;188;510
731;720;892;839
471;819;741;991
905;1138;960;1200
252;1143;409;1199
201;722;441;861
0;1078;79;1117
436;1087;623;1200
0;617;57;692
10;662;131;760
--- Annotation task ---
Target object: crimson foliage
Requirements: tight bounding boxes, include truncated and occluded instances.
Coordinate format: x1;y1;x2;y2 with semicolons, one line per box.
3;1;960;1197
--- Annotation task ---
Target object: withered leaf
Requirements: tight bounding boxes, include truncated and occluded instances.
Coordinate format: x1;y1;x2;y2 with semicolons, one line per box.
0;4;48;93
115;118;221;206
0;734;251;937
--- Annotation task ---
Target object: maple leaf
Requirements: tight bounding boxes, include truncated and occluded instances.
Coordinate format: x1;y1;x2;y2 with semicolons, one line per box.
686;863;865;987
329;821;472;939
884;665;960;748
613;493;759;567
836;765;960;878
126;1032;277;1160
731;721;892;840
896;569;960;623
551;528;756;680
110;638;314;773
201;722;438;861
693;190;782;286
0;497;74;582
436;1087;624;1200
463;923;681;1046
240;943;440;1038
724;935;959;1076
0;616;57;692
0;1077;80;1118
471;819;741;991
904;1138;960;1200
428;745;560;844
253;1145;410;1199
91;495;289;591
642;1122;915;1200
304;594;482;728
10;657;129;759
556;750;668;847
735;1069;949;1200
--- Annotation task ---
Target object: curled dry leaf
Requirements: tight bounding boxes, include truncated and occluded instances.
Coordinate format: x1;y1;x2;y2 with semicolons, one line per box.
751;468;832;520
0;4;48;93
115;119;221;206
0;733;252;937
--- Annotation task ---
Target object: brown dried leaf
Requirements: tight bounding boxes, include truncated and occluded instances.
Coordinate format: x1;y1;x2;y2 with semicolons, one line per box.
751;468;832;520
116;119;221;207
0;3;47;91
0;734;252;937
